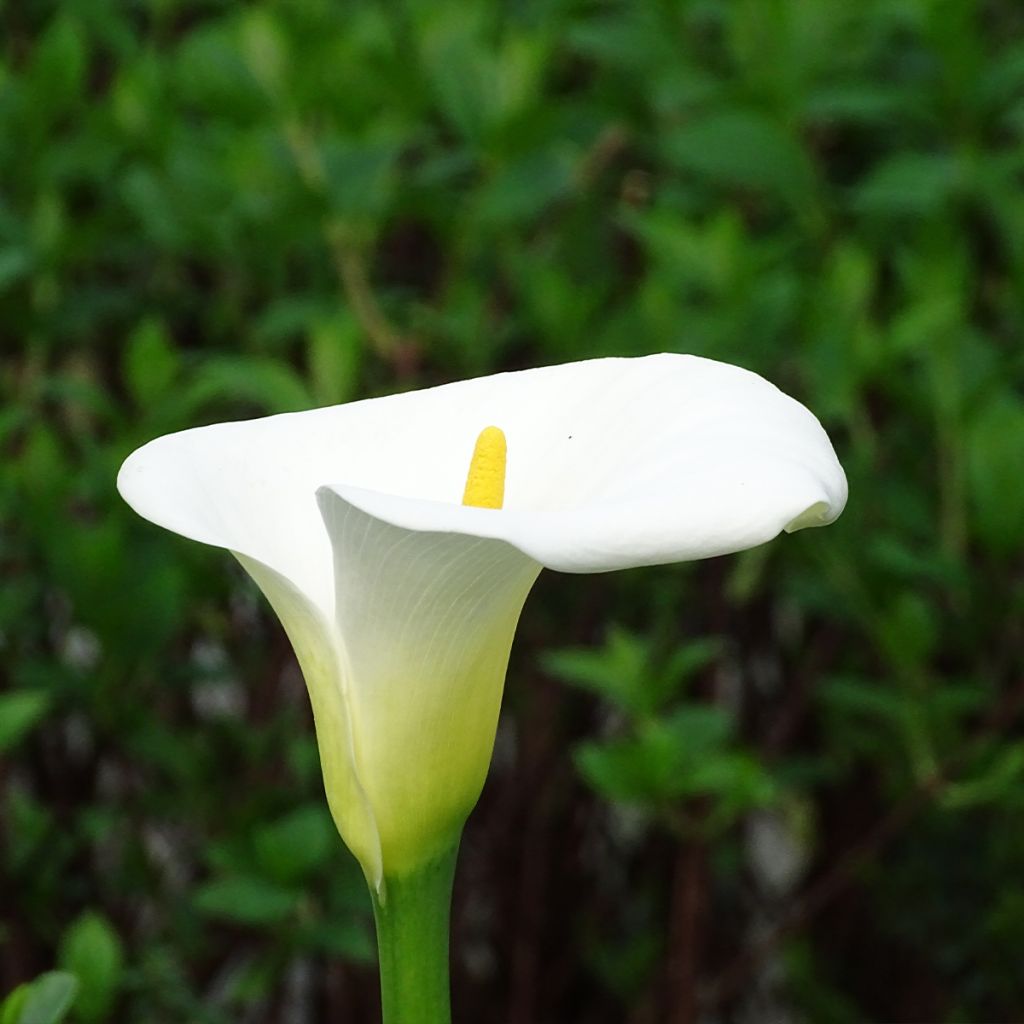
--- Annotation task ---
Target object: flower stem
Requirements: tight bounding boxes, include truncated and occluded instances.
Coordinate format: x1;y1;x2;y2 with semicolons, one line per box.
371;844;459;1024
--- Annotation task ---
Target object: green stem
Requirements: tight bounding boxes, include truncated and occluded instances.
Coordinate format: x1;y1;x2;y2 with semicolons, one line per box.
371;844;459;1024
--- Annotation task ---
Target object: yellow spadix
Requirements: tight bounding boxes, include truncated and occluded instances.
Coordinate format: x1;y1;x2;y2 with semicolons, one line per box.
461;426;506;510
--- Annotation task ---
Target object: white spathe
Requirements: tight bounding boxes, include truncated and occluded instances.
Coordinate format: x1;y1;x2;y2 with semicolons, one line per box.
117;354;847;889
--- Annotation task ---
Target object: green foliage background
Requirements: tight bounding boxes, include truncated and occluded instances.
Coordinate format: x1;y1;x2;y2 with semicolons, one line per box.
3;0;1024;1020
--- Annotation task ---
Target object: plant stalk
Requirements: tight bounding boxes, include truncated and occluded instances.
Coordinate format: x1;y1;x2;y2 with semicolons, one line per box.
371;845;459;1024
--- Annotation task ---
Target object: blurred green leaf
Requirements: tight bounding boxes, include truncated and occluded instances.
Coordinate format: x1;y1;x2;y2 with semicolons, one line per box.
0;985;28;1024
123;319;180;408
804;83;919;126
322;139;402;222
181;356;313;416
0;692;52;754
298;917;374;961
2;972;78;1024
27;17;86;119
877;591;939;671
238;8;290;97
58;913;124;1023
966;396;1024;555
194;876;299;926
663;109;816;209
575;705;755;807
821;675;911;726
422;22;496;144
253;805;336;885
855;153;961;217
0;249;31;293
173;24;264;116
545;628;720;718
475;151;573;226
307;313;362;406
943;744;1024;810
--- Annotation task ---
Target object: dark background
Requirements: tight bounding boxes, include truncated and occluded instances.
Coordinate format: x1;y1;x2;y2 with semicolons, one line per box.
3;0;1024;1021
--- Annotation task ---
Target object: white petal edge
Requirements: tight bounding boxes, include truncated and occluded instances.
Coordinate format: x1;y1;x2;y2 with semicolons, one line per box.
319;443;843;575
231;553;384;887
116;354;847;600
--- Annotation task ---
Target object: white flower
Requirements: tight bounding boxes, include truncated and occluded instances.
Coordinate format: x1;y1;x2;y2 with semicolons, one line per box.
117;354;846;890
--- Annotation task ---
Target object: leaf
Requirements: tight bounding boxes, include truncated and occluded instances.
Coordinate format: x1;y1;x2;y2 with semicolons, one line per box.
663;109;815;209
307;313;363;406
543;627;655;716
966;396;1024;555
238;8;290;96
980;41;1024;101
662;639;724;694
943;744;1024;810
194;876;299;926
27;17;86;118
0;692;52;753
298;918;374;961
322;138;401;221
0;985;29;1024
0;248;31;293
123;318;180;407
854;153;961;217
475;151;573;227
575;705;737;804
866;535;958;586
804;83;919;127
421;22;496;144
7;973;78;1024
544;629;720;717
253;805;336;885
820;675;912;726
173;24;264;117
58;913;124;1023
658;705;736;755
876;592;938;671
180;356;313;417
568;12;675;71
119;168;182;248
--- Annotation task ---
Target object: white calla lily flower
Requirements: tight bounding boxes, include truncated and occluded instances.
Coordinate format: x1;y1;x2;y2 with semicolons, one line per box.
117;354;846;891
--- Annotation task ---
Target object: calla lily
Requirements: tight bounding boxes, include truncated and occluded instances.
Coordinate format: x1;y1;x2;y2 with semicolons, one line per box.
118;353;845;1021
